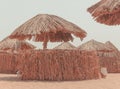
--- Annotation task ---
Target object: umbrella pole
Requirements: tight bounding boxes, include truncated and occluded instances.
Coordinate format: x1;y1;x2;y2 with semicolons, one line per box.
43;41;48;50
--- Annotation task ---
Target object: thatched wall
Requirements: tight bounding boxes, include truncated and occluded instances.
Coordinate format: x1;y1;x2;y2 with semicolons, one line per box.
99;56;120;73
0;52;20;74
97;52;120;73
19;50;100;81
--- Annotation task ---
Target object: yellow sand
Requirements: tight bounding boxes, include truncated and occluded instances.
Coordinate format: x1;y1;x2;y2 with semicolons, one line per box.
0;74;119;89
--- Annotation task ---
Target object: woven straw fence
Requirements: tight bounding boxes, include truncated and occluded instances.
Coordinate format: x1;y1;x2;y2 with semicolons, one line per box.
0;52;21;74
19;50;100;81
99;56;120;73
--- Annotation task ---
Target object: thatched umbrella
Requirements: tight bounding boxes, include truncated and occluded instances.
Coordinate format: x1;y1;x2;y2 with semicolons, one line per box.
53;42;76;49
95;11;120;25
78;39;111;52
0;37;35;51
87;0;120;25
9;14;87;49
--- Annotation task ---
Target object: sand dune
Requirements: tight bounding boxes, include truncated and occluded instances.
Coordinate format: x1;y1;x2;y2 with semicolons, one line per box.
0;74;119;89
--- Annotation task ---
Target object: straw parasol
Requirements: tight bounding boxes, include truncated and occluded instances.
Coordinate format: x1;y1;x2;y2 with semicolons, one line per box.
88;0;120;17
53;42;76;49
78;39;111;52
9;14;87;49
95;11;120;25
0;37;35;51
87;0;120;25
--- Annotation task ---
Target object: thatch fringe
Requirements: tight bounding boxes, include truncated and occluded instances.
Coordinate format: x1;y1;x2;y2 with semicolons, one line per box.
87;0;120;25
87;0;120;17
9;14;87;49
95;11;120;25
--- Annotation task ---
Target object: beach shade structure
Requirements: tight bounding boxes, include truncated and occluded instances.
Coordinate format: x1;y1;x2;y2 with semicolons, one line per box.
95;12;120;25
9;14;87;49
78;40;120;73
99;41;120;73
78;39;111;52
0;38;35;74
0;37;35;52
87;0;120;25
53;42;76;49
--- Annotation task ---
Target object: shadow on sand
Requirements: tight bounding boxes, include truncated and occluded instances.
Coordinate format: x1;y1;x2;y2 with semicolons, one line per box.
0;74;100;83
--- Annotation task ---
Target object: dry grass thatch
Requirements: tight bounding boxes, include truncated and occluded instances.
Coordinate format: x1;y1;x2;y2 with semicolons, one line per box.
105;41;119;51
78;39;111;52
99;56;120;73
53;42;76;50
77;40;120;73
87;0;120;17
98;41;120;73
102;41;120;58
9;14;87;49
95;11;120;25
19;50;100;80
0;52;21;74
0;37;35;51
87;0;120;25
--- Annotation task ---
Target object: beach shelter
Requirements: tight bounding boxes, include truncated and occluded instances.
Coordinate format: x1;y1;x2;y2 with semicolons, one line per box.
78;39;120;73
78;39;111;52
0;37;35;51
9;14;87;49
87;0;120;25
0;38;35;74
99;41;120;73
54;42;76;49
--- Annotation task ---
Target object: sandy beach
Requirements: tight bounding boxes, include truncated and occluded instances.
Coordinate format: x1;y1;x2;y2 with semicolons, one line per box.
0;74;119;89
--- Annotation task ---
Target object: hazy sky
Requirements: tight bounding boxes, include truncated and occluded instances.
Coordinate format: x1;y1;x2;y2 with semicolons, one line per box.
0;0;120;49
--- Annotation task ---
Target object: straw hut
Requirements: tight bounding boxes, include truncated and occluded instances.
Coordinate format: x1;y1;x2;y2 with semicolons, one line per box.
78;39;110;52
0;38;36;74
54;42;76;50
9;14;87;49
78;39;120;73
0;37;35;52
102;41;120;58
104;41;120;59
99;41;120;73
87;0;120;25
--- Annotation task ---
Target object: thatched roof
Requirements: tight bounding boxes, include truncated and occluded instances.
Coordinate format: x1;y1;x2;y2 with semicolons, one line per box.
105;41;119;51
88;0;120;17
94;11;120;25
9;14;87;49
103;41;120;58
87;0;120;25
0;37;35;51
78;39;111;52
54;42;76;49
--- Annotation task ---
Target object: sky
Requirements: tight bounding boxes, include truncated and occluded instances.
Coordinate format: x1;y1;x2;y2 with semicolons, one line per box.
0;0;120;49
